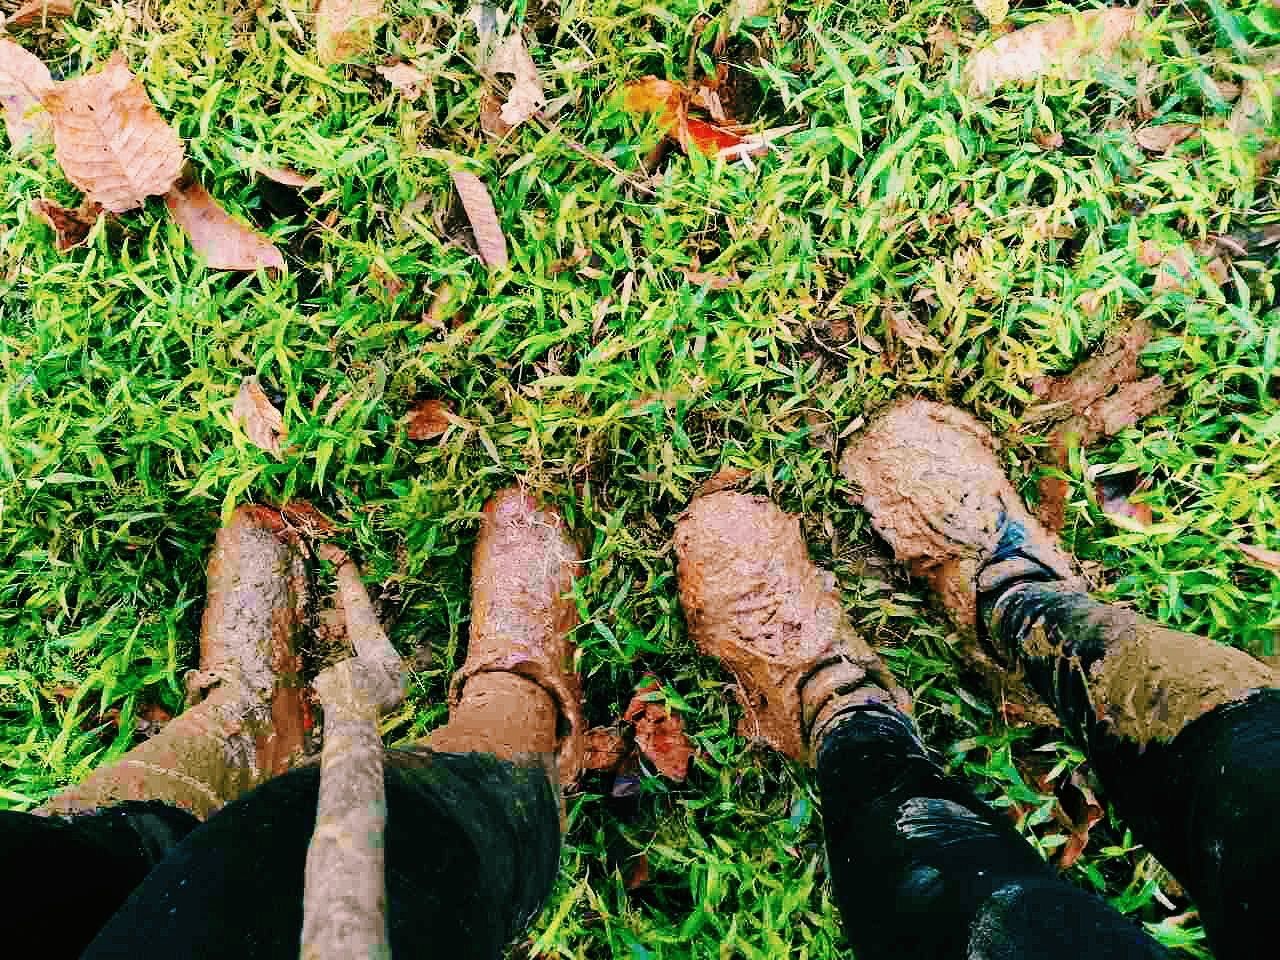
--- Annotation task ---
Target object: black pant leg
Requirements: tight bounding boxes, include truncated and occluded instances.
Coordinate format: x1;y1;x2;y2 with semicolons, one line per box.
816;703;1167;959
82;749;561;960
0;802;197;959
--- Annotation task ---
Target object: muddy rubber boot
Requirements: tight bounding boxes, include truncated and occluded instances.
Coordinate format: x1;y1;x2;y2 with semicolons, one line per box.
431;488;586;783
839;399;1083;722
40;507;310;820
674;492;909;764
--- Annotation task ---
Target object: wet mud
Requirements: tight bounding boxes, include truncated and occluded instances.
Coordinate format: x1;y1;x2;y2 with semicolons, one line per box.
445;488;584;782
674;491;905;762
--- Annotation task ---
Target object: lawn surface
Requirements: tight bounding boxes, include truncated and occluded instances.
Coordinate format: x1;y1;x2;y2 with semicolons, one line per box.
3;0;1280;957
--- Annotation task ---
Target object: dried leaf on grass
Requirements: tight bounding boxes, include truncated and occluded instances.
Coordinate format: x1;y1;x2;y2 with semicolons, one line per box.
315;0;386;66
623;676;694;782
0;36;53;153
1056;770;1105;869
233;376;286;458
624;853;650;891
164;176;285;272
1134;123;1197;152
3;0;73;29
376;62;430;101
1027;319;1175;531
240;500;339;540
583;725;628;771
405;398;453;440
622;76;774;159
965;8;1140;98
1234;541;1280;573
43;53;184;213
469;4;544;129
694;466;751;499
30;197;100;250
451;170;509;268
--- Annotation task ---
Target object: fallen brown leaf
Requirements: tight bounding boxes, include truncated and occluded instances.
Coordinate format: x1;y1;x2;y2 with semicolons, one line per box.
622;75;759;158
583;725;629;771
0;35;53;153
470;4;544;129
694;466;751;498
1234;541;1280;573
964;8;1140;98
623;676;694;782
1035;129;1065;149
43;53;184;213
624;853;650;891
1056;769;1105;869
233;376;286;458
240;500;339;540
30;197;100;250
405;398;453;440
1134;123;1197;152
376;62;430;100
315;0;386;65
3;0;73;30
479;92;512;137
164;176;285;272
450;170;509;268
680;267;740;289
885;306;944;353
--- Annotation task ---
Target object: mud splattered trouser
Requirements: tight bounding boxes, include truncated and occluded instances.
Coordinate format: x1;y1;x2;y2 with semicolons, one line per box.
819;526;1280;960
0;750;560;959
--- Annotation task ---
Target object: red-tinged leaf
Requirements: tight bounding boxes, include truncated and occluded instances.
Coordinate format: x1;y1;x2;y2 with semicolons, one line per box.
405;398;453;441
622;676;694;782
622;76;684;130
450;170;509;268
625;853;650;891
165;176;285;272
684;116;743;155
240;501;339;540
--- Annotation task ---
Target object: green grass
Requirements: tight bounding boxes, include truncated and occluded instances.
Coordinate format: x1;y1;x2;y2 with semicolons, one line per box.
3;0;1280;956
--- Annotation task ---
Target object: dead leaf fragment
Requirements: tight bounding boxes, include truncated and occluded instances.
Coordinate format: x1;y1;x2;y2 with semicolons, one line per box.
376;62;430;101
479;93;512;136
680;267;740;289
3;0;73;29
469;5;544;129
885;306;944;353
315;0;386;66
450;170;509;268
623;677;694;782
583;725;628;771
405;398;453;440
164;176;285;272
622;76;757;158
694;466;751;499
30;197;100;250
0;36;53;153
964;8;1140;98
624;853;650;891
233;376;286;458
1035;129;1065;149
1134;123;1197;152
1234;541;1280;573
43;54;184;213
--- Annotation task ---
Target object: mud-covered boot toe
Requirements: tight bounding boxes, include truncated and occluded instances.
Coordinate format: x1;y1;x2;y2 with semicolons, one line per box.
674;492;907;763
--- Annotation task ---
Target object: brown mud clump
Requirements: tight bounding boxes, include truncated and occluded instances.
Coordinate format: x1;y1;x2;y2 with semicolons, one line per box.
41;506;310;819
1088;612;1278;745
434;487;585;782
674;491;907;763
